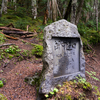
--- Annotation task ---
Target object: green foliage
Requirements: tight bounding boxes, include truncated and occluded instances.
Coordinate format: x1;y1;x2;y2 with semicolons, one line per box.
78;21;100;47
5;45;21;54
98;97;100;100
0;80;3;88
14;7;26;17
93;85;100;98
0;17;10;25
0;33;6;44
45;88;59;98
31;44;43;57
76;76;92;90
14;18;29;30
86;71;100;81
0;94;7;100
65;95;72;100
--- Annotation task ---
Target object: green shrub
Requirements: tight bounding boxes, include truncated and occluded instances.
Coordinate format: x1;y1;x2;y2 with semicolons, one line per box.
14;19;29;30
0;17;10;25
0;33;6;44
0;94;7;100
0;80;3;88
31;44;43;57
5;46;21;54
14;7;26;17
76;76;92;90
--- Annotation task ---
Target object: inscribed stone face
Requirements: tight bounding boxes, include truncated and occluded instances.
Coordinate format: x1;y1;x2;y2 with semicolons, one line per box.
52;38;80;77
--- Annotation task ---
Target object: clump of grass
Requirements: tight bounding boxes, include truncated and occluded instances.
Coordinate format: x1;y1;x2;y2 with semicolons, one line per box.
31;44;43;57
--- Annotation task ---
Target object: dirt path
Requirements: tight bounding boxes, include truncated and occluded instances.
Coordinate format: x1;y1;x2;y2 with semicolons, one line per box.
0;38;42;100
0;37;100;100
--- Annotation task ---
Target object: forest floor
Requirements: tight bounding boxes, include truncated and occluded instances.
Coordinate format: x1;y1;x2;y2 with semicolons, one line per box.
0;36;100;100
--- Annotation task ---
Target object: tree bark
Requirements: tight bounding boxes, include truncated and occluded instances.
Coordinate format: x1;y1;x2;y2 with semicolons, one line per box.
64;0;72;20
47;0;52;19
63;1;67;18
31;0;37;19
95;0;98;31
52;0;57;21
75;0;84;25
71;0;77;24
1;0;8;14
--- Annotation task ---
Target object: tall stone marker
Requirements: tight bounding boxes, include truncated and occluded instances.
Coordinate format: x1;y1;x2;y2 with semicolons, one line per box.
39;19;85;95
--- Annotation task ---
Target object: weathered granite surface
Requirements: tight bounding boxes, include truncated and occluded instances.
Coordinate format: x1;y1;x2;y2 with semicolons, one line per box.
39;19;85;95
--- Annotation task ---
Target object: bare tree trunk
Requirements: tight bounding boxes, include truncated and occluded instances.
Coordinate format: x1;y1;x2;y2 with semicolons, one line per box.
52;0;57;21
71;0;77;24
64;0;72;20
63;1;67;18
1;0;8;15
47;0;52;19
75;0;84;25
31;0;37;19
95;0;98;31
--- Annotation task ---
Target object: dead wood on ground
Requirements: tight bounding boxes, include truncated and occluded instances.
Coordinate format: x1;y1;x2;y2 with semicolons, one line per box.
0;31;18;40
6;23;15;28
0;43;15;48
0;27;24;31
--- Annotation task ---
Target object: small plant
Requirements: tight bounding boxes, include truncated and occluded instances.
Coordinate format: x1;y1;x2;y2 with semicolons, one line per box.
22;50;30;57
86;71;100;81
45;88;58;98
31;44;43;57
93;86;100;98
0;33;6;44
5;45;21;54
0;94;7;100
76;75;92;90
0;80;3;88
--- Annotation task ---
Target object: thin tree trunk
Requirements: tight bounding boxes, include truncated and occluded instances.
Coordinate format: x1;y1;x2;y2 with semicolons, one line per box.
56;1;62;18
63;1;67;18
47;0;52;19
52;0;57;21
31;0;37;19
71;0;77;24
95;0;98;31
75;0;84;25
1;0;8;15
64;0;72;20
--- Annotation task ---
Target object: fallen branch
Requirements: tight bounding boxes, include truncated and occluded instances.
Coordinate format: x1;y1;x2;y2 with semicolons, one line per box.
6;23;14;28
0;43;15;48
3;30;34;35
0;31;18;40
0;27;24;31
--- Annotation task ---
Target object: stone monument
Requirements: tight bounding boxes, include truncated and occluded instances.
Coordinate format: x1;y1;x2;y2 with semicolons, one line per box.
38;19;85;97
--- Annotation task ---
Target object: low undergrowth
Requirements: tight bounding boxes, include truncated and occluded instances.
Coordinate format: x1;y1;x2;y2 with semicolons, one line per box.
0;43;43;62
45;72;100;100
78;21;100;51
